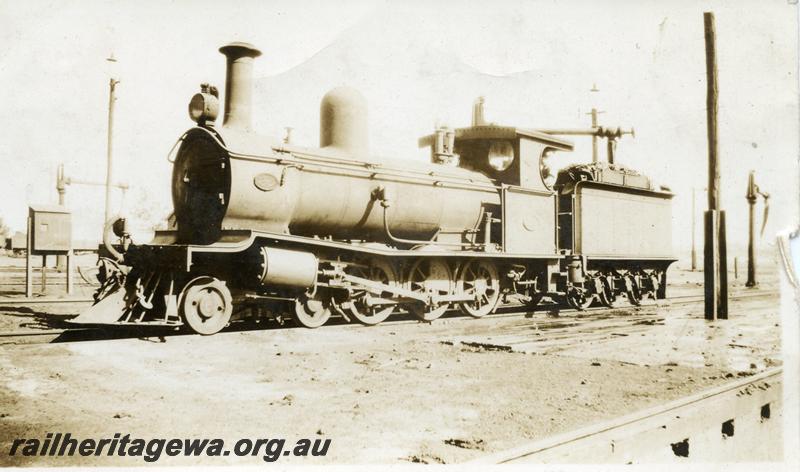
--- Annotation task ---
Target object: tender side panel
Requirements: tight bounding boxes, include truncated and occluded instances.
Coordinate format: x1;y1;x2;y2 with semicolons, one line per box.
501;187;557;255
574;186;672;258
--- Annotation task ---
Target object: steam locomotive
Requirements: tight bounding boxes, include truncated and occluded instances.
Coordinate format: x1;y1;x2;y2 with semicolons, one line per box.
73;42;675;334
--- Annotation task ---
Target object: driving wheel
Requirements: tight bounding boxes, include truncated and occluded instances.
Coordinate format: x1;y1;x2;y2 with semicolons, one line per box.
346;259;399;326
406;258;454;322
457;259;500;318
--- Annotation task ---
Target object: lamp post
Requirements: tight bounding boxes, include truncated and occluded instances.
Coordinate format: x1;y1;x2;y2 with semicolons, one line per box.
104;54;120;227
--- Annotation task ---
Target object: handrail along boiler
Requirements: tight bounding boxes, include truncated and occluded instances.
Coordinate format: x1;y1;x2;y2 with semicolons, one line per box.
74;42;676;334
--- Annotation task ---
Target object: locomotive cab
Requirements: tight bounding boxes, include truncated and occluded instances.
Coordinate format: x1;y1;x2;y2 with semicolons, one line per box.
451;126;572;192
419;98;573;193
419;107;573;255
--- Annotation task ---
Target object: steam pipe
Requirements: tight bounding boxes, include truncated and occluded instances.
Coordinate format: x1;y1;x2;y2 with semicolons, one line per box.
536;127;635;138
219;42;262;131
377;191;484;249
538;127;633;165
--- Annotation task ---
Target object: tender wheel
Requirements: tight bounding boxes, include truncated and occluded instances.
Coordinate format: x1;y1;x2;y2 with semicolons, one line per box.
597;274;617;307
293;292;331;328
625;274;642;306
566;286;594;310
406;258;454;321
647;273;661;300
180;276;233;335
346;259;399;326
457;259;500;318
656;270;667;299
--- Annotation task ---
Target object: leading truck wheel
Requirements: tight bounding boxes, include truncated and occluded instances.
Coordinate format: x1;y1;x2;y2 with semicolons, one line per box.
293;293;331;329
180;277;233;335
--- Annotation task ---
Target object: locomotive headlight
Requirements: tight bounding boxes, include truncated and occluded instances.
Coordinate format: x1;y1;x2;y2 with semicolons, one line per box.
188;92;219;124
487;140;514;171
540;149;556;189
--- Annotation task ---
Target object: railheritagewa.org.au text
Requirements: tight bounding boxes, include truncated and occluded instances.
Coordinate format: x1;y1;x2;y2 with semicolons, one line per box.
9;433;331;462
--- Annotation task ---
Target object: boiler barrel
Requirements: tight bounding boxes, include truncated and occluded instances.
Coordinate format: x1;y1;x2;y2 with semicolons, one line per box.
172;128;499;243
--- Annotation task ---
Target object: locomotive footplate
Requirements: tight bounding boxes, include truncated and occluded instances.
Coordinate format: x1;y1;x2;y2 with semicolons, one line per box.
80;229;566;331
77;220;675;332
124;244;196;272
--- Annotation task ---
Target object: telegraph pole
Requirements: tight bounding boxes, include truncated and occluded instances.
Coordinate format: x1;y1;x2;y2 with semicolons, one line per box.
691;187;697;271
105;54;120;226
703;12;728;320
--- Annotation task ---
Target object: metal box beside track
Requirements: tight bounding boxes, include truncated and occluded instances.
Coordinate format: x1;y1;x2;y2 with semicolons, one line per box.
28;205;71;253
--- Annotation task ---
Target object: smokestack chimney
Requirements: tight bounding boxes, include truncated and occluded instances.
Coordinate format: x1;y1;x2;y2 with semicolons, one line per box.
218;42;262;131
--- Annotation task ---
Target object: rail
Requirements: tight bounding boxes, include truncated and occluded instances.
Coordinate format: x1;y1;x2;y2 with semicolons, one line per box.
470;367;783;463
0;289;778;345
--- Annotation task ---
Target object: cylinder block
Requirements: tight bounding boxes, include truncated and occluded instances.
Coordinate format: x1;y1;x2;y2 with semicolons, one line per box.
259;247;318;289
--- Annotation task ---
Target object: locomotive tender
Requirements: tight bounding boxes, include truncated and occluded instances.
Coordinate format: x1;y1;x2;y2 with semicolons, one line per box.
74;42;675;334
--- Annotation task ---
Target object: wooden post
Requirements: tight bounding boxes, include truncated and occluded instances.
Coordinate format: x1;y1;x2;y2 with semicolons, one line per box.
704;212;728;318
66;250;74;295
41;255;47;294
25;216;32;298
703;12;728;320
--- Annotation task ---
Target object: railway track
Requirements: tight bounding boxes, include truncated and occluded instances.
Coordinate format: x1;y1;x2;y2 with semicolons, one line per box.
0;289;778;347
0;297;94;306
471;367;783;463
0;282;95;288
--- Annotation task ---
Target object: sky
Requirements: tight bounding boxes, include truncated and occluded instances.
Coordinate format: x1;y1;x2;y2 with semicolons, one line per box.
0;0;798;258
